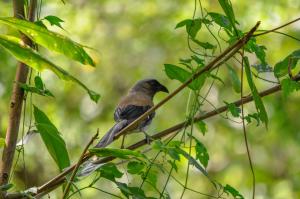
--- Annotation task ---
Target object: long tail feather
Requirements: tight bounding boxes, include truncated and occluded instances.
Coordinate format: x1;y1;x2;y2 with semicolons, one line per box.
79;120;128;177
94;120;128;148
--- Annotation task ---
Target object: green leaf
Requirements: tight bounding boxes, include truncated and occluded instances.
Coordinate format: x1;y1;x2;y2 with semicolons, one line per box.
244;57;268;128
98;163;123;181
34;20;47;29
0;35;100;103
274;49;300;78
245;38;269;71
195;142;209;168
167;160;178;172
0;138;5;148
19;82;54;97
245;113;260;126
164;64;207;90
116;182;147;199
227;64;241;93
89;148;146;160
175;147;208;176
192;39;216;50
127;161;144;174
33;105;70;171
0;184;13;191
175;18;201;38
224;184;244;199
34;76;44;90
0;17;95;66
167;148;181;161
281;78;300;98
152;140;164;151
224;101;241;117
43;15;64;30
208;12;232;31
146;168;158;187
196;121;207;135
191;55;205;66
218;0;238;33
209;73;225;85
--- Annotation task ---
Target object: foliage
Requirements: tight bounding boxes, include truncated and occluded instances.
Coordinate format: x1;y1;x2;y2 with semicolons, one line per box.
0;0;299;199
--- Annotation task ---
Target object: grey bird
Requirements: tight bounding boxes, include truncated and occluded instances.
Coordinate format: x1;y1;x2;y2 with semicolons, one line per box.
79;79;168;177
95;78;169;148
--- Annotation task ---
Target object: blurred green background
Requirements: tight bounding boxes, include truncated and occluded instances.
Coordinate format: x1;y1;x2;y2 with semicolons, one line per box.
0;0;300;198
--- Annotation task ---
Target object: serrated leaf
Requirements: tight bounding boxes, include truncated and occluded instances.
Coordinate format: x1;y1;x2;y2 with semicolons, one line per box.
196;121;207;135
0;17;94;66
44;15;64;30
227;64;241;93
224;184;244;199
244;57;268;128
89;148;146;160
34;105;70;171
0;138;5;148
127;161;144;174
175;18;201;38
164;64;207;90
274;49;300;78
281;78;300;98
0;35;100;103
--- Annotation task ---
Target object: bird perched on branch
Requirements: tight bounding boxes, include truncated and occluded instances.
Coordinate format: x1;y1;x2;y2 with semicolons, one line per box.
95;78;169;148
79;79;168;177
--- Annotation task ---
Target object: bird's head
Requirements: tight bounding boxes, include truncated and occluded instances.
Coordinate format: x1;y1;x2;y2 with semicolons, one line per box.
130;79;169;97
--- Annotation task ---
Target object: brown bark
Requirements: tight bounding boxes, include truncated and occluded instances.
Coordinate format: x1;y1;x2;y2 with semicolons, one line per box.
0;0;36;187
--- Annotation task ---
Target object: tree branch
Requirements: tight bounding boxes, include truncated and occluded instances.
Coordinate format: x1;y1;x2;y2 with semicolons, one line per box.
0;0;37;187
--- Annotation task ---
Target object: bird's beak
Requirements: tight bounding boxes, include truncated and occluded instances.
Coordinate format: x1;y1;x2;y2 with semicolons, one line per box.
158;84;169;93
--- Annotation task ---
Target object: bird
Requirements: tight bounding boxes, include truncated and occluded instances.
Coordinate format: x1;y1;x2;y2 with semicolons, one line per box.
94;78;169;148
78;79;168;177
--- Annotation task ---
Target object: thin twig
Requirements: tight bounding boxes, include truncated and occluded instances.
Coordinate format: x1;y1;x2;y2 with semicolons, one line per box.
253;17;300;37
240;50;256;199
62;130;99;199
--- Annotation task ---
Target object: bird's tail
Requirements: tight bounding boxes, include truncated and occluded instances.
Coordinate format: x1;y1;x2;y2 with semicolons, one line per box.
78;120;128;177
94;120;128;148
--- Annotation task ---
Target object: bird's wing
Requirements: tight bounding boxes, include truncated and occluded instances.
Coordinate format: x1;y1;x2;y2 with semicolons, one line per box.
114;105;154;122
